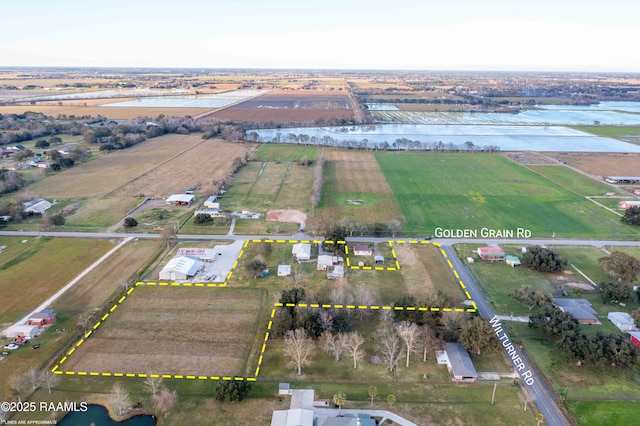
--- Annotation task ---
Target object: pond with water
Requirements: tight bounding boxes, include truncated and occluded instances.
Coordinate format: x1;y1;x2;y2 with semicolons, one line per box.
58;404;156;426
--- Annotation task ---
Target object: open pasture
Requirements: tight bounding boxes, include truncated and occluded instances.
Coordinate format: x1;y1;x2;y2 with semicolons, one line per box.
60;286;268;377
213;107;354;123
251;144;320;162
319;151;404;225
526;165;627;196
554;153;640;179
0;237;112;326
235;90;351;109
376;152;640;238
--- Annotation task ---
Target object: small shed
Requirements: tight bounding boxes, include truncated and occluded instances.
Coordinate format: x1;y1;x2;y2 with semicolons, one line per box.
278;383;291;395
204;195;219;209
278;265;292;277
6;325;40;339
374;255;384;265
608;312;637;332
505;255;521;267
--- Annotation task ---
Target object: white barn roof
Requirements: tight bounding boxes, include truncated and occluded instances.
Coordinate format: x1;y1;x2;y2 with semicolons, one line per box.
24;200;52;214
166;194;195;203
6;325;40;338
159;256;203;280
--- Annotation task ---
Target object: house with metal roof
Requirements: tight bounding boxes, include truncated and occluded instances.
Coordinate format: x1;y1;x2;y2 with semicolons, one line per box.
553;298;599;324
438;342;478;383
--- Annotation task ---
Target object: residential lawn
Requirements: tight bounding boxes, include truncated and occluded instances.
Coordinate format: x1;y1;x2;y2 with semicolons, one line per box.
507;322;640;401
252;145;320;162
0;237;112;325
128;204;193;233
178;217;231;235
64;196;143;230
554;247;611;286
232;219;299;236
527;165;627;196
375;152;640;239
568;401;640;426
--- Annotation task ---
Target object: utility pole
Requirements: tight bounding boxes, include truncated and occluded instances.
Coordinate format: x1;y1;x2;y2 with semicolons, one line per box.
491;382;497;405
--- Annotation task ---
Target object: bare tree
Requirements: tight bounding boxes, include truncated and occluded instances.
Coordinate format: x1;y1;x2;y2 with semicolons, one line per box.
379;309;394;323
9;373;27;402
418;325;440;362
160;225;177;249
398;321;420;368
343;332;366;369
387;219;402;238
39;370;60;395
319;310;334;332
375;325;404;382
283;329;315;375
153;389;178;418
26;367;40;391
322;331;346;361
144;375;164;398
353;284;377;320
110;382;132;416
288;265;306;288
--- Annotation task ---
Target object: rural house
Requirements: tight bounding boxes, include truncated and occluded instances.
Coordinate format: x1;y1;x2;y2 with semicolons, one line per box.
618;200;640;209
204;195;220;209
353;244;372;256
292;243;311;262
608;312;637;332
193;208;224;218
477;246;506;262
317;255;343;270
23;198;52;215
159;256;203;281
437;342;478;383
554;298;598;324
166;194;195;206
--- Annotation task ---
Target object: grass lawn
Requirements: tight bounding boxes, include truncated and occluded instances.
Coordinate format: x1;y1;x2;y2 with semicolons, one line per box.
251;145;320;162
0;237;112;326
568;401;640;426
375;152;640;239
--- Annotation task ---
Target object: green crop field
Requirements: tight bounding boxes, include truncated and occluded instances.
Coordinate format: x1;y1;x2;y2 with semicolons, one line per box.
573;125;640;143
527;165;627;196
0;237;112;326
251;144;320;162
375;152;640;239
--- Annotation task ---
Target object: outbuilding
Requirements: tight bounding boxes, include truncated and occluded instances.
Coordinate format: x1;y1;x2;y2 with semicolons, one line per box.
608;312;637;332
292;243;311;262
6;325;40;339
23;199;52;215
159;256;203;281
166;194;195;206
618;200;640;209
28;310;57;326
278;265;292;277
630;332;640;349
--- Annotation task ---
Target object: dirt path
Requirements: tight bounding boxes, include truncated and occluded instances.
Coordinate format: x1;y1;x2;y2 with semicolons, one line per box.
2;237;133;337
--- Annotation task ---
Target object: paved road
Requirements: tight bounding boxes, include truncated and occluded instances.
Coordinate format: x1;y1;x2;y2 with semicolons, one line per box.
443;245;570;426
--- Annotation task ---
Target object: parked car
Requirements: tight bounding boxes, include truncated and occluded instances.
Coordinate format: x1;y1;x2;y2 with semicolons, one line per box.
4;343;19;350
31;344;41;350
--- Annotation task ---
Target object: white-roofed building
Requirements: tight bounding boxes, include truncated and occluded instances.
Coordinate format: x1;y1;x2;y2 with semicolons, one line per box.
204;195;219;209
159;256;203;281
270;408;313;426
608;312;638;332
23;199;52;215
292;243;311;262
176;248;216;262
278;265;292;276
6;325;40;339
166;194;195;206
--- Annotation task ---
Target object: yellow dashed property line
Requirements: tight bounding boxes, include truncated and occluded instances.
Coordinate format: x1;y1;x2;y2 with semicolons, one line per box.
465;290;472;299
433;242;441;247
447;260;454;268
238;249;244;258
243;240;249;247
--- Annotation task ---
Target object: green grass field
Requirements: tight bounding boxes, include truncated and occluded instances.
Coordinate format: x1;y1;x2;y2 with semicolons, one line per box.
375;152;640;238
573;125;640;143
251;145;320;162
527;165;627;196
0;237;112;325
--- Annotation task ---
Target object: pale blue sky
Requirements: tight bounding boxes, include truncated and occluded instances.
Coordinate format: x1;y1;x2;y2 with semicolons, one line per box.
1;0;639;71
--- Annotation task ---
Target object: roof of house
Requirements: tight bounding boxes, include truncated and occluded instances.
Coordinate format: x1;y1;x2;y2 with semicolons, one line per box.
24;200;52;214
160;256;202;277
445;342;477;378
292;243;311;258
166;194;195;203
478;246;505;254
205;195;218;203
271;408;314;426
608;312;634;324
354;244;371;252
554;299;598;321
29;312;56;320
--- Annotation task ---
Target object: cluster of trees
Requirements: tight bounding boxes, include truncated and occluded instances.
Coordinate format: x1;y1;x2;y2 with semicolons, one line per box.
598;251;640;284
213;380;252;402
8;368;60;404
622;206;640;226
254;132;501;153
511;285;553;311
521;246;567;272
598;281;636;304
0;169;25;195
310;152;325;208
529;305;638;367
276;286;501;379
308;216;405;239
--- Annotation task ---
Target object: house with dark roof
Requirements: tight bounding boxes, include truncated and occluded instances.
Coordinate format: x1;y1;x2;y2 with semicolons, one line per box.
438;342;478;383
553;298;599;324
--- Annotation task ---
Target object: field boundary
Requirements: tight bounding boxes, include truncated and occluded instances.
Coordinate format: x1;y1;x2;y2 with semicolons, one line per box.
51;239;476;381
